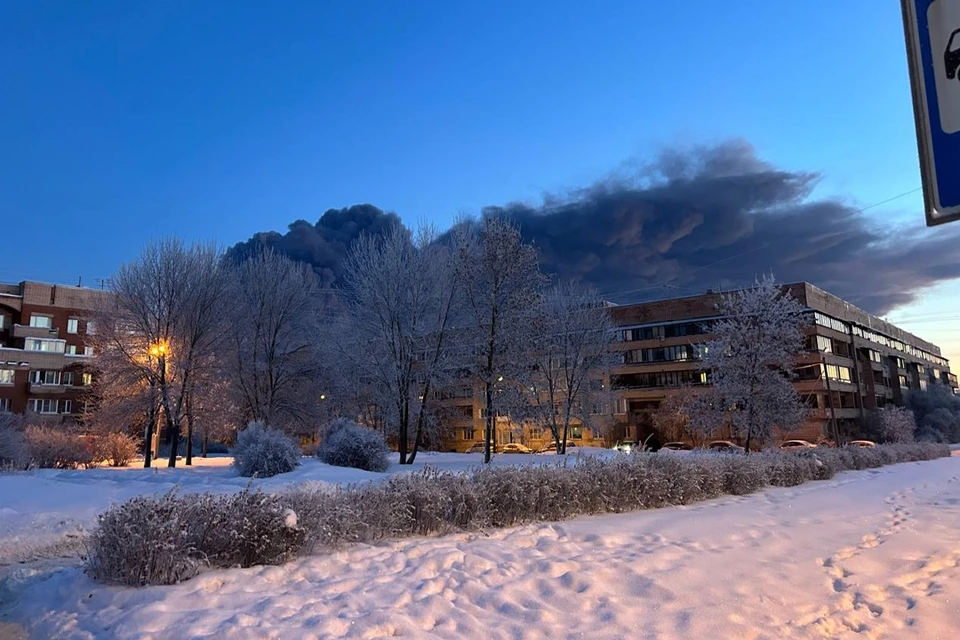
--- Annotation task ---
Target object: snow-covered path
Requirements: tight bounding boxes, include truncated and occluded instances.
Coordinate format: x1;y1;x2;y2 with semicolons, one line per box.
2;454;960;639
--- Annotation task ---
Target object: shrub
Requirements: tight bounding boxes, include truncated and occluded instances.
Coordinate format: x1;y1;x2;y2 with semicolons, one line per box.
24;425;93;469
876;406;917;443
95;432;139;467
93;442;951;586
86;488;304;586
317;419;390;472
0;416;28;470
232;421;301;478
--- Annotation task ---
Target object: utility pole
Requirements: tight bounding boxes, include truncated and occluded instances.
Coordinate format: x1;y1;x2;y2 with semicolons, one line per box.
822;361;840;445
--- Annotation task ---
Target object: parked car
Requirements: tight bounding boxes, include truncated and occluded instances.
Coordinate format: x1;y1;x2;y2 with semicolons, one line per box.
707;440;744;453
847;440;877;448
537;441;578;454
500;443;533;454
462;442;486;454
612;441;634;453
779;439;816;450
661;441;693;451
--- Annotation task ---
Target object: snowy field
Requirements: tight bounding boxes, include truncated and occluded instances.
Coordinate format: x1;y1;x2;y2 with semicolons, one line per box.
1;451;959;639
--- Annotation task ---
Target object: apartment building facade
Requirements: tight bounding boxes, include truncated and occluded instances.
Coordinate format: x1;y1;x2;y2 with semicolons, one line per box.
441;282;956;451
609;282;957;445
0;281;108;422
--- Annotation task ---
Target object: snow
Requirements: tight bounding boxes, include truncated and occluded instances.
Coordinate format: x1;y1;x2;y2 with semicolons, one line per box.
2;452;959;639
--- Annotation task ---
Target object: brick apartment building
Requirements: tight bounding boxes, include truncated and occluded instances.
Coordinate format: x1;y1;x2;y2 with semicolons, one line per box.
442;282;957;451
0;281;108;423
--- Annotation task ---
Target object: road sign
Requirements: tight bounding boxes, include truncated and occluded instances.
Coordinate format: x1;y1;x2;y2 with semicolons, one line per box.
902;0;960;226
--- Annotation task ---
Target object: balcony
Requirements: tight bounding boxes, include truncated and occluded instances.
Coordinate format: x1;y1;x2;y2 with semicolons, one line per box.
11;324;59;339
28;383;70;394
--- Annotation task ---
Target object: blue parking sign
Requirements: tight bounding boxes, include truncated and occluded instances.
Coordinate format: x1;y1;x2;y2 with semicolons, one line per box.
902;0;960;225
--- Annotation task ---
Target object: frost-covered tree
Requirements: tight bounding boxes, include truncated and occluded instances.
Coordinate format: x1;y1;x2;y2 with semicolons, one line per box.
224;248;325;433
517;281;615;454
906;385;960;443
340;224;462;464
453;217;545;463
691;275;808;452
97;239;228;467
875;406;916;443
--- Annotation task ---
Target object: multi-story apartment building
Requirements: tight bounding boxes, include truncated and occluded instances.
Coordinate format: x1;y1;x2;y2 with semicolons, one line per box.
442;282;956;451
609;282;956;444
0;281;108;422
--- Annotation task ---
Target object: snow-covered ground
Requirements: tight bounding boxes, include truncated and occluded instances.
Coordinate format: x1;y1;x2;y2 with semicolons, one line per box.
2;452;959;639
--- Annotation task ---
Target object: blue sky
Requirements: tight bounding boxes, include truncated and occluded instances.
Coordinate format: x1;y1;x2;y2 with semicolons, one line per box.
0;1;956;363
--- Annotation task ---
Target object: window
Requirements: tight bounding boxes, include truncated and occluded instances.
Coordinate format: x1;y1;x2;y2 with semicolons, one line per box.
868;350;881;363
29;370;61;385
0;398;10;413
62;372;73;386
815;336;833;353
29;398;58;414
24;338;65;353
461;428;477;440
82;372;93;386
0;314;6;329
29;315;53;329
571;426;583;439
0;369;14;384
66;345;77;355
85;320;96;335
590;403;605;415
67;319;79;334
83;346;94;356
899;375;909;388
615;398;628;415
62;400;72;414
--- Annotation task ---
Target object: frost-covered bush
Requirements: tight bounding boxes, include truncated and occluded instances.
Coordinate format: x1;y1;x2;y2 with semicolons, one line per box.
87;488;304;586
876;406;917;443
317;419;390;472
93;442;951;586
0;416;28;470
24;425;93;469
94;432;139;467
232;421;301;478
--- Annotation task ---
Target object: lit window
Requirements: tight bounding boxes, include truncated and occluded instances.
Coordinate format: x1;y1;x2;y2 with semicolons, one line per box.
29;315;53;329
82;373;93;386
67;319;79;334
0;369;14;384
571;426;583;439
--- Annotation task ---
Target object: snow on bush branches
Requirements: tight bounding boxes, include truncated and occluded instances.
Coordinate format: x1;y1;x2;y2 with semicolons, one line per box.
316;418;391;472
89;442;949;586
232;421;302;478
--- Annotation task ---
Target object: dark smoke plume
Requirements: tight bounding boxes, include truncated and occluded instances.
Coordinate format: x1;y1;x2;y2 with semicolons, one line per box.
226;204;402;288
487;140;960;315
228;141;960;315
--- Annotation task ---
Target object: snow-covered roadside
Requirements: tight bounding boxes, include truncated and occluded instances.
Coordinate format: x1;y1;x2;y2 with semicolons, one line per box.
2;454;958;639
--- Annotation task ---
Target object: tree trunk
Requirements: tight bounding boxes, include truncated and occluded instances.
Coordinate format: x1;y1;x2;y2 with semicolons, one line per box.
398;398;409;465
185;390;194;466
143;387;155;468
167;417;180;467
484;381;494;464
201;433;208;458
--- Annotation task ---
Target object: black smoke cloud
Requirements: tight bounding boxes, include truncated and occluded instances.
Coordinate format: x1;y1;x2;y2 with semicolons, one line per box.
226;204;403;288
228;141;960;315
489;140;960;315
